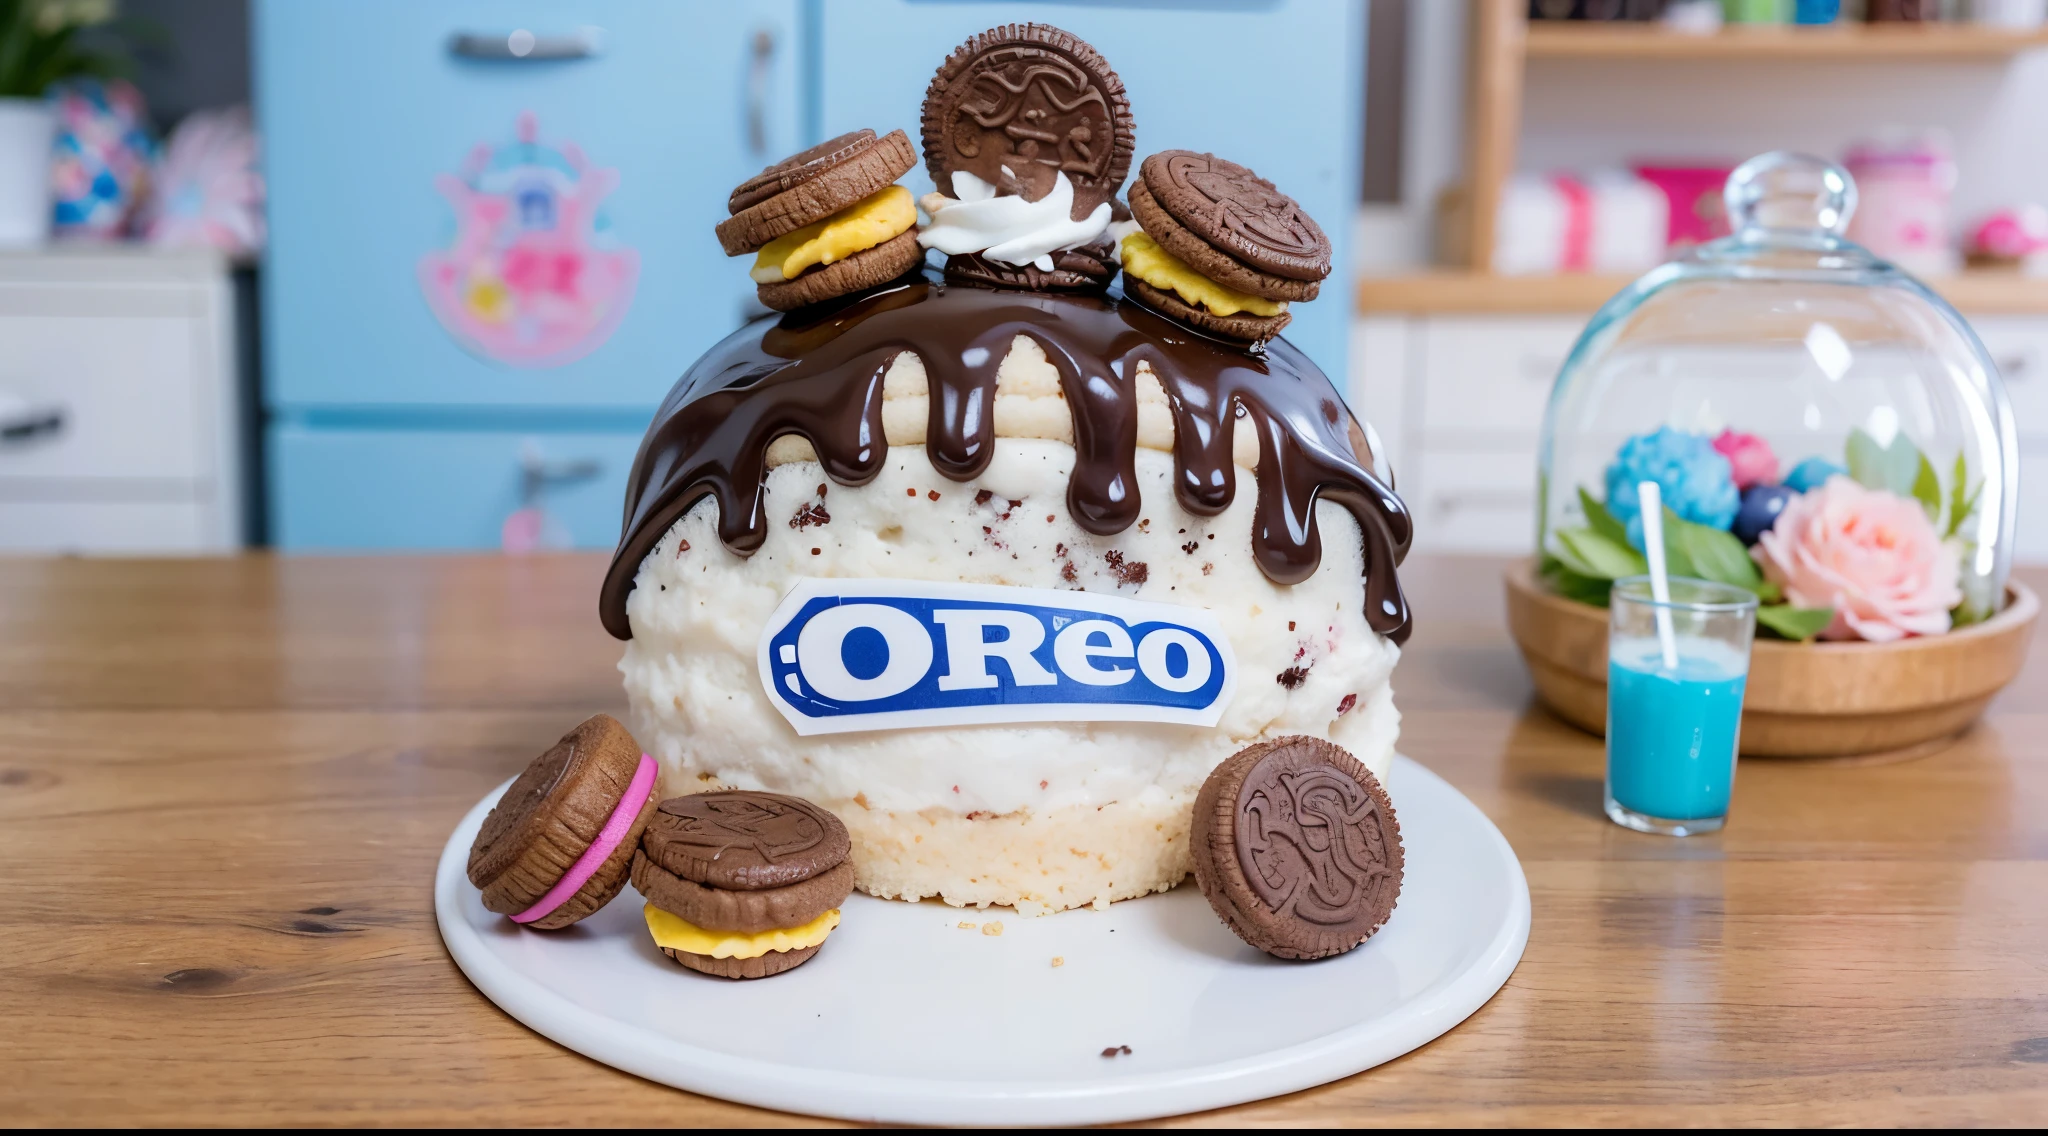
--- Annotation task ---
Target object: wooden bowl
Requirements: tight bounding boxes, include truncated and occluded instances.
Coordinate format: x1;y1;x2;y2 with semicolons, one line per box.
1503;559;2038;759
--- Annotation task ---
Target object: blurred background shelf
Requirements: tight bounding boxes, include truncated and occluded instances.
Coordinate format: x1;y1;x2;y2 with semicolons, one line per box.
1354;270;2048;314
1524;21;2048;60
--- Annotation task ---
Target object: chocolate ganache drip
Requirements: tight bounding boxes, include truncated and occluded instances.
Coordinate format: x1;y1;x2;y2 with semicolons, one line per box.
600;273;1412;643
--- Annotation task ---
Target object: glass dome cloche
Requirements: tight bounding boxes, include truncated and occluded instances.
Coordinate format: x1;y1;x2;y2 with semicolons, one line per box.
1510;152;2037;760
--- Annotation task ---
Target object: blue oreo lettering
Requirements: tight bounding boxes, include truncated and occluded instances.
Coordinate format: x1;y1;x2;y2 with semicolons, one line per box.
758;579;1238;736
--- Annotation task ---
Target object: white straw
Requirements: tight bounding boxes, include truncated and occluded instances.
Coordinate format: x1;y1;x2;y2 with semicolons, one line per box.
1637;480;1681;671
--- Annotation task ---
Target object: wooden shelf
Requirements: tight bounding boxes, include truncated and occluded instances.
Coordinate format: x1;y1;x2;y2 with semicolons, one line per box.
1355;270;2048;316
1524;21;2048;61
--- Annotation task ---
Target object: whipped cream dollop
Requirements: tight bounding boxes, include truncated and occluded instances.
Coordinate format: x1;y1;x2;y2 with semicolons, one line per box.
918;170;1112;270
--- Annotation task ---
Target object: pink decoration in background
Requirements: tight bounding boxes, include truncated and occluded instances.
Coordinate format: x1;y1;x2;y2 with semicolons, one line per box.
1969;205;2048;264
139;106;263;254
1752;475;1962;643
1632;164;1734;248
1711;429;1779;489
418;112;639;369
1844;134;1959;277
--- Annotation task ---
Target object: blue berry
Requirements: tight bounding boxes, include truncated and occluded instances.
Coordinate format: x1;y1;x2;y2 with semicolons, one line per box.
1732;484;1795;545
1782;456;1844;494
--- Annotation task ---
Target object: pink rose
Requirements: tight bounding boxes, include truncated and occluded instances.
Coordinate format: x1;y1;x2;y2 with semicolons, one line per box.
1752;476;1962;642
1712;429;1779;490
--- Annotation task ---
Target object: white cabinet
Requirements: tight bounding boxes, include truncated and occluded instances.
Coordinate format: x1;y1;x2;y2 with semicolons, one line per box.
1353;312;1579;558
0;250;240;553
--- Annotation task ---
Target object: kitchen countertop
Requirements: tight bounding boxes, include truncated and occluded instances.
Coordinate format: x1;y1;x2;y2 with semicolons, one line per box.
3;553;2043;1126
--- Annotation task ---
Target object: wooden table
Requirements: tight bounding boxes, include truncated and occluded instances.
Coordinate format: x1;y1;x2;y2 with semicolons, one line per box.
4;554;2044;1126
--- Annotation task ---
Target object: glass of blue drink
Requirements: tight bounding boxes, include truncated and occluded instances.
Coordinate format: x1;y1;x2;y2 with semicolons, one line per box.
1604;576;1757;836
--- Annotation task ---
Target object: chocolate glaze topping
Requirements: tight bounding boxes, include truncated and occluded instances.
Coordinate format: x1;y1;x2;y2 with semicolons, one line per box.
601;272;1411;644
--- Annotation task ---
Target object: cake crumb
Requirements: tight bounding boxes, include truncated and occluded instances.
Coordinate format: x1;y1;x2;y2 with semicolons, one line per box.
928;489;940;501
958;921;977;930
675;539;691;556
1100;1045;1132;1058
982;921;1004;937
1288;621;1296;631
906;488;916;497
1337;693;1357;715
975;489;993;505
1051;956;1064;968
1277;666;1309;690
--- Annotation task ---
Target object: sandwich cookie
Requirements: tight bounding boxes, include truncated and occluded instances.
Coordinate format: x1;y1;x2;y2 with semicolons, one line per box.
1191;736;1403;960
466;714;662;931
719;128;924;312
917;24;1133;291
634;791;855;980
1121;150;1332;343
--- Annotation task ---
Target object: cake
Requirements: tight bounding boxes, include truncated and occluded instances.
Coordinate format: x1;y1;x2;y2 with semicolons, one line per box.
601;24;1411;918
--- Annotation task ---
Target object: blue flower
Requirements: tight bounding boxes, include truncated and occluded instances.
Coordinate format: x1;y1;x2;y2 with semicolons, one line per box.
1604;427;1740;548
1782;456;1845;494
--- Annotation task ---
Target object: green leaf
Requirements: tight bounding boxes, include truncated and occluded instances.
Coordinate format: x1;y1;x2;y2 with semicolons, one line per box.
1675;516;1763;590
1542;562;1615;608
1911;453;1941;521
1845;427;1923;496
1656;506;1700;579
1578;487;1630;548
1756;604;1834;641
1945;451;1982;540
1556;526;1647;581
1845;428;1887;491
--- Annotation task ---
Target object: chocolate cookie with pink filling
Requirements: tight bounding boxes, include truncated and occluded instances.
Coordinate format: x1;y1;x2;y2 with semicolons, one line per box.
466;714;662;930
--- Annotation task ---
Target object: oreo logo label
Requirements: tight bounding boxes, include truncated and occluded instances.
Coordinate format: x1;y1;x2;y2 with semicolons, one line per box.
759;579;1237;736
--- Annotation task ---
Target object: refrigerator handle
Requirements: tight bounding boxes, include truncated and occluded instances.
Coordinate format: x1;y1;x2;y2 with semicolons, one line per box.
746;28;775;156
449;27;603;61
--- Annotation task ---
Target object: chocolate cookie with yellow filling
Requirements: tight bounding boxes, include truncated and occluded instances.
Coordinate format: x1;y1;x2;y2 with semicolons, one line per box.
634;790;855;979
721;128;924;312
718;128;917;255
1138;150;1331;284
1119;151;1332;343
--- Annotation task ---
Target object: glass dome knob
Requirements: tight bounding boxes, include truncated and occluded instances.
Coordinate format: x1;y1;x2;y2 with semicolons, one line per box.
1723;151;1858;237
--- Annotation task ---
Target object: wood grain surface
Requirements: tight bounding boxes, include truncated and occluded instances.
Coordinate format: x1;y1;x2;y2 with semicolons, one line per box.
2;553;2044;1126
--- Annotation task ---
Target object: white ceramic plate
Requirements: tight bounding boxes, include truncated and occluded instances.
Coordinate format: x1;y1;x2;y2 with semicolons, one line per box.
435;755;1529;1126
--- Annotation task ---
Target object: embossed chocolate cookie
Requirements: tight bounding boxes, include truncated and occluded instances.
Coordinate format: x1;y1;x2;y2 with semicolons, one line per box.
717;128;918;257
636;790;854;980
945;238;1115;292
755;227;925;312
1128;179;1318;303
1125;276;1291;345
921;24;1134;221
668;943;821;980
632;853;854;934
466;714;661;931
1191;736;1403;960
1138;150;1331;283
641;790;853;891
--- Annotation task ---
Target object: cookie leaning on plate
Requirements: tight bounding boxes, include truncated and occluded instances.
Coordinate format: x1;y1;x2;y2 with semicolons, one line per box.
1121;150;1332;343
466;714;661;931
633;791;855;980
719;128;925;312
1191;735;1403;960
